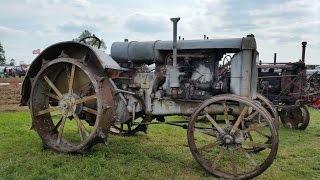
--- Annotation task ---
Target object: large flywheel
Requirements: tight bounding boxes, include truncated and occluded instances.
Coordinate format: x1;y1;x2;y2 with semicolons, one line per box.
30;58;115;153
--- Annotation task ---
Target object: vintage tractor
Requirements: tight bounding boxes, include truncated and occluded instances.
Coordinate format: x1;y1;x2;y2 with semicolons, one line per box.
21;18;278;179
257;42;316;130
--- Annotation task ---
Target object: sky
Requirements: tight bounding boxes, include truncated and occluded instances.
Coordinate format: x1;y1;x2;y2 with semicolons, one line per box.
0;0;319;65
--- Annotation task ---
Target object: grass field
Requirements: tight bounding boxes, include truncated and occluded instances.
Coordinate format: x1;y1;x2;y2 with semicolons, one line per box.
0;109;320;179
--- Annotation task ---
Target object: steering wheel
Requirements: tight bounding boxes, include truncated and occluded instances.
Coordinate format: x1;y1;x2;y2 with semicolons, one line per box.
79;35;101;49
222;55;231;67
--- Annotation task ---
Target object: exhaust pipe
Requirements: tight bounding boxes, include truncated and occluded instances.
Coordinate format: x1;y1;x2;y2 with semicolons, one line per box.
301;41;307;62
170;17;180;67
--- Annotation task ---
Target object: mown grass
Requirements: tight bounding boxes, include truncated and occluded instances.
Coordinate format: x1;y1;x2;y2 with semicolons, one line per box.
0;109;320;180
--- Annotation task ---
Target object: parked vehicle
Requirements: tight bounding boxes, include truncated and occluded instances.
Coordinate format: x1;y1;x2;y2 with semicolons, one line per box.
13;66;27;77
21;18;278;179
257;42;320;130
2;67;15;77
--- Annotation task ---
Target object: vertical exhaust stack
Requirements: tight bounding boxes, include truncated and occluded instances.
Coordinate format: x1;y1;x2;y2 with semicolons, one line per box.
301;41;307;62
169;17;181;95
274;53;277;65
170;17;180;67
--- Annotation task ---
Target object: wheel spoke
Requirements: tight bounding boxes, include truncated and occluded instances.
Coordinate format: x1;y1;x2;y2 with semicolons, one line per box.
198;142;217;153
229;151;238;175
56;115;67;144
194;128;218;137
243;122;271;139
204;112;225;134
75;95;97;104
245;110;259;120
45;92;61;100
230;106;248;135
240;148;258;167
243;122;268;132
212;148;225;169
243;141;272;149
255;129;271;139
222;101;230;124
44;75;63;99
68;64;76;94
82;106;98;115
72;81;92;93
36;106;60;116
73;113;90;138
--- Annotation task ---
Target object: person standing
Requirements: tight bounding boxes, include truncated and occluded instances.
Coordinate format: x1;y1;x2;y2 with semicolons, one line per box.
3;67;8;77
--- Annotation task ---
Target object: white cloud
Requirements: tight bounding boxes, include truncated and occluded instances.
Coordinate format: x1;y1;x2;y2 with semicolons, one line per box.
72;0;91;7
0;0;318;64
0;26;25;35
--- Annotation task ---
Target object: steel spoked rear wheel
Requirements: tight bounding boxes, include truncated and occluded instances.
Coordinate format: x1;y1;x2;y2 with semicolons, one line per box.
30;58;115;153
187;94;278;179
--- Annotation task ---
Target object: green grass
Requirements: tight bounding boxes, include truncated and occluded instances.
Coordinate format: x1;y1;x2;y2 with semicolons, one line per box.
0;109;320;179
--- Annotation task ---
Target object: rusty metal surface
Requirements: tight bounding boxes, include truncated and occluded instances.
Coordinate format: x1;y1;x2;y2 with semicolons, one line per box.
258;62;307;102
23;17;277;179
279;105;309;129
21;41;124;106
30;57;115;153
187;94;278;179
256;41;319;130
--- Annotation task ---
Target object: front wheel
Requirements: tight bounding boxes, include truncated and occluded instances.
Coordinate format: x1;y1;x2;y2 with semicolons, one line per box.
187;94;278;179
279;105;310;130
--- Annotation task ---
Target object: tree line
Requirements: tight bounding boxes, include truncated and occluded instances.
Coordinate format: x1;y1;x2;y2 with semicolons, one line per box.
0;42;15;66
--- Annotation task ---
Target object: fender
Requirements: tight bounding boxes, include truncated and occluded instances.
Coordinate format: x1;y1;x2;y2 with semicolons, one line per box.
21;41;124;105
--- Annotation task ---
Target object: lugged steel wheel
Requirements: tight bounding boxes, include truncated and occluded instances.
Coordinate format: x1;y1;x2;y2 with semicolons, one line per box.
30;58;115;153
187;94;278;179
279;104;310;130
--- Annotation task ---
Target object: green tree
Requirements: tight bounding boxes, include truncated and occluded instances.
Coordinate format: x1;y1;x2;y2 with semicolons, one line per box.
73;30;107;49
9;59;15;66
0;42;6;65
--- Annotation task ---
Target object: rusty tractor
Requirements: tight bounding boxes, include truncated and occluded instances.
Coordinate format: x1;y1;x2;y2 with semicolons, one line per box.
21;18;278;179
257;42;319;130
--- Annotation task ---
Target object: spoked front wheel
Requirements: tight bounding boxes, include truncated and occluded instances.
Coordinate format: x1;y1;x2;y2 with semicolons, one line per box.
30;58;115;153
187;94;278;179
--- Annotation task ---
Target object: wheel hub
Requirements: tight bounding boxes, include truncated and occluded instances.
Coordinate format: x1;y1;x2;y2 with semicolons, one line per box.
58;93;82;117
222;134;234;144
217;126;245;151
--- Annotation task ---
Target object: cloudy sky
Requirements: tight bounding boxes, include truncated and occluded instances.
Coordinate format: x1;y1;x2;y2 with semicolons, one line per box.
0;0;319;65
